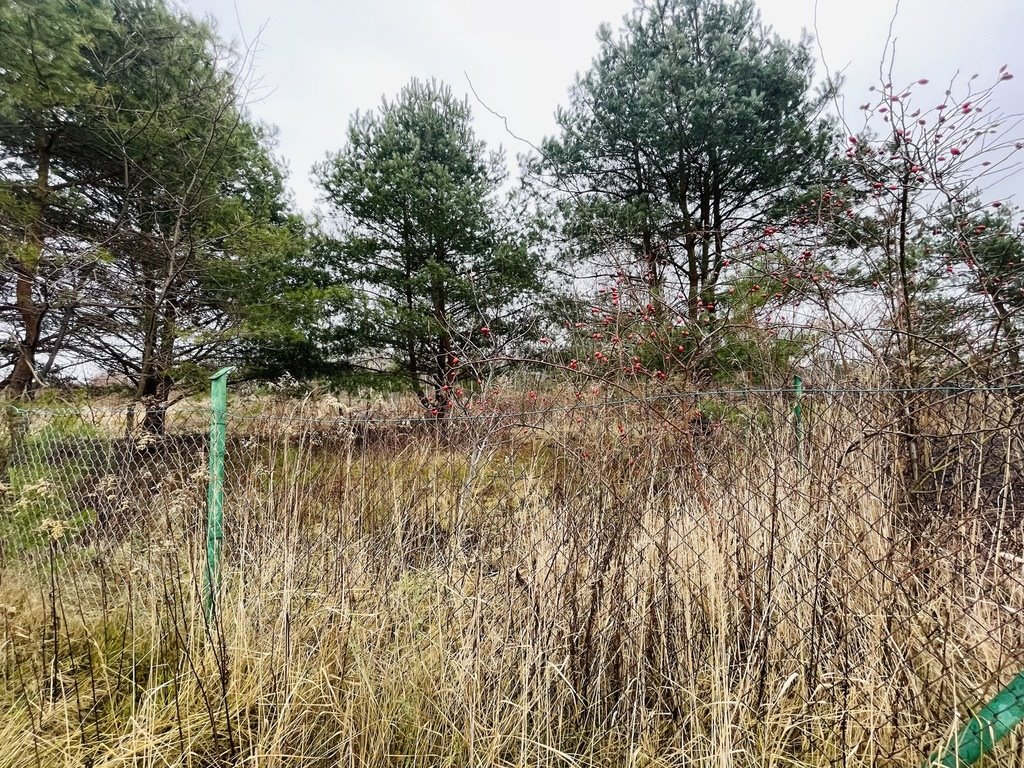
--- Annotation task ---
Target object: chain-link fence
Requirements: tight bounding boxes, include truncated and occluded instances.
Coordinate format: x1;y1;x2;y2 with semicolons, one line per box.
1;385;1023;766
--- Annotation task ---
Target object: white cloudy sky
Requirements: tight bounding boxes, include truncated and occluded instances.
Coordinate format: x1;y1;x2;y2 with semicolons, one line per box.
182;0;1024;212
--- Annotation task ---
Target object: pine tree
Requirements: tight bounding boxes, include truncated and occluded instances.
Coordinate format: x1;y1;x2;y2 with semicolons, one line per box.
542;0;833;320
317;79;542;409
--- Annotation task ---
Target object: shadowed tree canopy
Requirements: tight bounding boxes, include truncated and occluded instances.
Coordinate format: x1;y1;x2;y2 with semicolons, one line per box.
0;0;129;396
0;0;334;412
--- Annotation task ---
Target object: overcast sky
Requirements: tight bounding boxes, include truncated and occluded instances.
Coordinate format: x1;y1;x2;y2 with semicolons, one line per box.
181;0;1024;212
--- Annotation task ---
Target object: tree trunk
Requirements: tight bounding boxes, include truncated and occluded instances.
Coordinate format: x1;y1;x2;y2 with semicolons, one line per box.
6;136;54;398
990;296;1021;373
894;177;927;535
685;236;700;321
401;246;430;408
39;305;75;379
431;273;452;414
641;227;664;317
7;269;44;397
136;277;165;434
678;174;701;322
705;176;725;313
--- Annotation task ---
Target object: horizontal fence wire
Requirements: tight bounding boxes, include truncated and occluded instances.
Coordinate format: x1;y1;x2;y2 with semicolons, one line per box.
1;384;1023;765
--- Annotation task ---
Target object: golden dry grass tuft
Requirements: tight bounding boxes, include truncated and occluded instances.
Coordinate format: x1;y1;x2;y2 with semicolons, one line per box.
1;390;1023;766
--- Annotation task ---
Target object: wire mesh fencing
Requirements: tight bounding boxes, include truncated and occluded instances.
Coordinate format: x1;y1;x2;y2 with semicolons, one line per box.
1;385;1023;766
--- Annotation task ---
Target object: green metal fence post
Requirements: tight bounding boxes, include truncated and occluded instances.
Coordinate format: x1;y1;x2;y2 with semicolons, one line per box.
204;367;233;623
794;374;804;470
925;669;1024;766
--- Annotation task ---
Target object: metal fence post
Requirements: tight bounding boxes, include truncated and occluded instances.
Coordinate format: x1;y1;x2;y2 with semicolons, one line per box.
794;374;804;470
925;669;1024;766
204;367;233;622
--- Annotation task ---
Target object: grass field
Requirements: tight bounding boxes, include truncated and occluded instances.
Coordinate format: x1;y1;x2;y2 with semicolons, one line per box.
1;389;1022;766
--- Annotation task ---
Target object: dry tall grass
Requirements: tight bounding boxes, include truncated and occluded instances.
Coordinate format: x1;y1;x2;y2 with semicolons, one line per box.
1;389;1022;766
